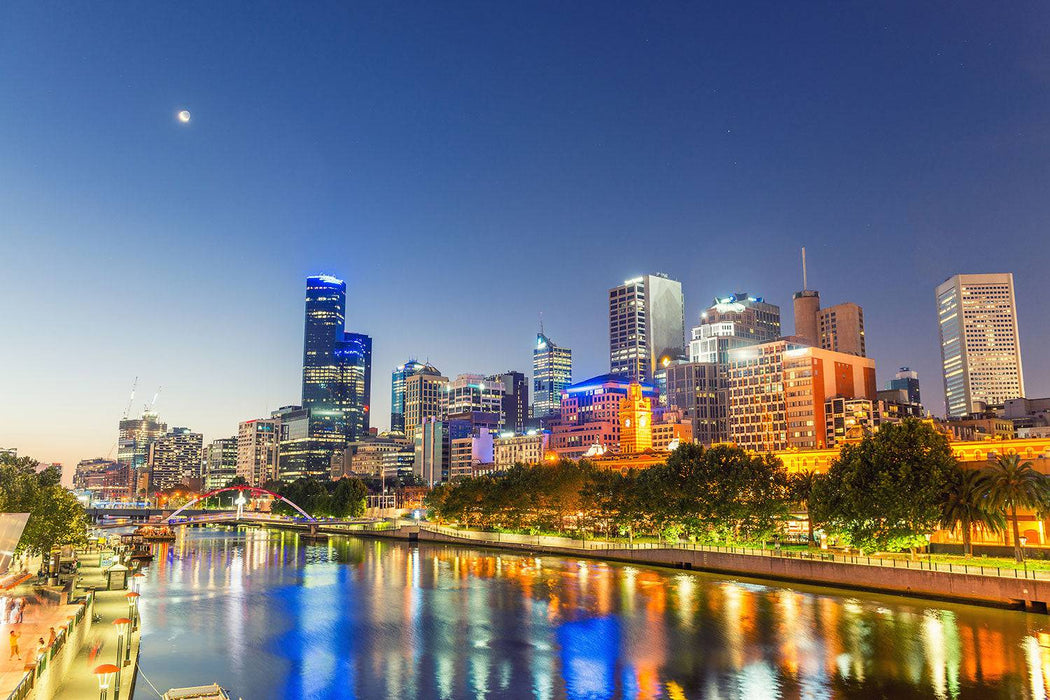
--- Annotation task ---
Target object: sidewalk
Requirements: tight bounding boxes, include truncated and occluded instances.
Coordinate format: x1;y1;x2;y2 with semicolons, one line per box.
53;552;140;700
0;582;81;697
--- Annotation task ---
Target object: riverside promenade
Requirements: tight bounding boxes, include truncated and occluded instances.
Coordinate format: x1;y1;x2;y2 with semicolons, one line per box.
2;548;142;700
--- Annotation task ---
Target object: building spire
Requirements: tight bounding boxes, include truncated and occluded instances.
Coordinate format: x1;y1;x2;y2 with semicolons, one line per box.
802;246;808;290
539;311;544;336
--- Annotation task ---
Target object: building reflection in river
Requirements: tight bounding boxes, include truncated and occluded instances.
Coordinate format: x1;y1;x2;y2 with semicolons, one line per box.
135;528;1050;699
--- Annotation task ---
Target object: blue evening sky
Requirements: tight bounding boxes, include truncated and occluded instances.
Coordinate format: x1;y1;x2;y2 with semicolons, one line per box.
2;1;1048;473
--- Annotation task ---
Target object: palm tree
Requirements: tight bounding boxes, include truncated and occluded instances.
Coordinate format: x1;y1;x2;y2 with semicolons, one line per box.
790;470;819;546
939;468;1004;557
980;454;1048;562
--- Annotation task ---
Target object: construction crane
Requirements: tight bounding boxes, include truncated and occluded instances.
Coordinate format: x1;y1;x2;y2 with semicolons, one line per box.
122;376;138;420
144;386;162;415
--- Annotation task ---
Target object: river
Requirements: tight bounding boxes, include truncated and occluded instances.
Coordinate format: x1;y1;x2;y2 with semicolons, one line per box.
132;528;1050;699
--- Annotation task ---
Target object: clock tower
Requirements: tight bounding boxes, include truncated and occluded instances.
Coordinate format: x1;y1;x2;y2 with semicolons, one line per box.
619;381;652;454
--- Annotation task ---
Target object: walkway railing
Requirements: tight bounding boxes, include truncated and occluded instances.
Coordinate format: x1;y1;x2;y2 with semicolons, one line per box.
412;523;1050;582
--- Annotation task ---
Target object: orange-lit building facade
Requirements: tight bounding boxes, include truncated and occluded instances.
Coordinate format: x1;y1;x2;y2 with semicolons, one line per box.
619;382;653;453
727;340;876;452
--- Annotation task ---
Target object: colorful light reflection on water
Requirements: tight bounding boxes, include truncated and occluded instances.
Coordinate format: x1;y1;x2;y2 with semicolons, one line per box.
133;529;1050;699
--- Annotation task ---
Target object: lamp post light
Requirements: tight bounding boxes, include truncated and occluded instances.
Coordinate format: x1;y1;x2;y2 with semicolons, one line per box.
1020;536;1029;576
924;533;932;566
114;617;131;666
125;592;140;631
131;572;145;593
94;664;119;700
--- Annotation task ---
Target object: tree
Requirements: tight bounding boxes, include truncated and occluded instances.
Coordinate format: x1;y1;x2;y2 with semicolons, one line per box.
938;467;1004;557
979;454;1048;562
331;477;368;518
789;470;820;545
0;454;87;556
659;444;790;544
811;419;958;555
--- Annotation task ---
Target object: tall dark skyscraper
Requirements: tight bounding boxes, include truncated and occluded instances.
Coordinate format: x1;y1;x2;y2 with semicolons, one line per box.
490;370;528;433
293;275;372;479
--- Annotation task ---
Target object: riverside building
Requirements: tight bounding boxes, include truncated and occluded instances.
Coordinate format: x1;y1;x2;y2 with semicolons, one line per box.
532;331;572;419
609;274;684;382
727;340;876;452
936;273;1025;417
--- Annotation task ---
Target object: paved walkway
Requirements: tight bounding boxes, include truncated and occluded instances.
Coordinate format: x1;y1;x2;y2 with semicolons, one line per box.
0;578;80;697
53;550;141;700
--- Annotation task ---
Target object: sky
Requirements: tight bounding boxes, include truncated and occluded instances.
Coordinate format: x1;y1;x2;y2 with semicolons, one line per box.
2;1;1049;481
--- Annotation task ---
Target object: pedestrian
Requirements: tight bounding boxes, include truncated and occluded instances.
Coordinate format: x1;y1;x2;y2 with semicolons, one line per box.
47;627;56;646
15;598;25;623
8;630;19;660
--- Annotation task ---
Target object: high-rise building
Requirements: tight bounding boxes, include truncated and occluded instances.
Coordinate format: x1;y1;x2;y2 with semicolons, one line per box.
390;360;425;434
117;411;167;496
412;417;478;485
936;273;1025;417
791;250;865;356
147;428;203;492
299;275;373;474
490;371;528;433
888;367;921;406
446;374;504;416
680;293;781;444
403;365;449;434
237;419;280;486
609;274;684;381
273;405;318;482
665;361;723;445
532;332;572;419
824;397;881;447
816;303;866;357
204;437;238;491
689;293;781;364
727;340;877;452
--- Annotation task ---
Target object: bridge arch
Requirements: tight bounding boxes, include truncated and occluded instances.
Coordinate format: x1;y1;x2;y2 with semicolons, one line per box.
166;486;315;523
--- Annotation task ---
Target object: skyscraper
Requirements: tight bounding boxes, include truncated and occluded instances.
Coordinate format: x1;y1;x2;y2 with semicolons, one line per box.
146;427;203;492
403;364;449;435
609;274;684;382
490;370;528;433
299;275;373;477
792;249;866;357
117;411;167;497
204;437;238;491
532;332;572;419
936;273;1025;417
237;418;279;486
390;360;425;434
889;367;921;406
681;293;780;443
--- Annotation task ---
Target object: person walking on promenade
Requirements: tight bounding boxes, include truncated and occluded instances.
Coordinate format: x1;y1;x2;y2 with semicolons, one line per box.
8;630;20;660
15;597;26;623
47;627;56;647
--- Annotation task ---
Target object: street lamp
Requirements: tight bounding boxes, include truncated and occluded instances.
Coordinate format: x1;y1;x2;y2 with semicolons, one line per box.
113;617;131;666
924;533;932;566
1020;536;1029;575
131;572;145;593
94;664;119;700
125;592;140;631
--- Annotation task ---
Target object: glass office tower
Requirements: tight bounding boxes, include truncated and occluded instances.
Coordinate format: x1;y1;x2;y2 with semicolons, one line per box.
533;332;572;419
295;275;373;479
391;360;426;434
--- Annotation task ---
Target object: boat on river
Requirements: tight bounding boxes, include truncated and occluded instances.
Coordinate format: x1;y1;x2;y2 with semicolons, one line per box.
162;683;231;700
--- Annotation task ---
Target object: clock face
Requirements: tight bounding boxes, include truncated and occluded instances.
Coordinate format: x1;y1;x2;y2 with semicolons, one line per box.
640;416;647;427
624;418;631;428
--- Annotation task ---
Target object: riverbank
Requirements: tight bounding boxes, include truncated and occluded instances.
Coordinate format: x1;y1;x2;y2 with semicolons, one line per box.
245;519;1050;613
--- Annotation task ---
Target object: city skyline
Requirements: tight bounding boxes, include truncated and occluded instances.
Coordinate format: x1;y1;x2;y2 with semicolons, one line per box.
3;2;1050;475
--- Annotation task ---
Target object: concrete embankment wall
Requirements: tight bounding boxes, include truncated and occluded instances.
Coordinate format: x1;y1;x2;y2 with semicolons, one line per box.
328;525;1050;612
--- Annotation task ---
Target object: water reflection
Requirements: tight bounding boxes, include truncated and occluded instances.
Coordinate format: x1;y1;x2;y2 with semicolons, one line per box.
134;528;1050;699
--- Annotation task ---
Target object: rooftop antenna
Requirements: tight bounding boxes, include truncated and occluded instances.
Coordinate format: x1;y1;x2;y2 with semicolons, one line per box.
802;246;808;290
539;311;544;336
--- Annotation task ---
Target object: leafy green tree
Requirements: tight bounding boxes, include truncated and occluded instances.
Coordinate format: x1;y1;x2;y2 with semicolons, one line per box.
659;444;790;544
789;470;820;545
979;454;1049;562
811;419;959;555
0;454;87;555
938;467;1004;557
331;477;368;518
